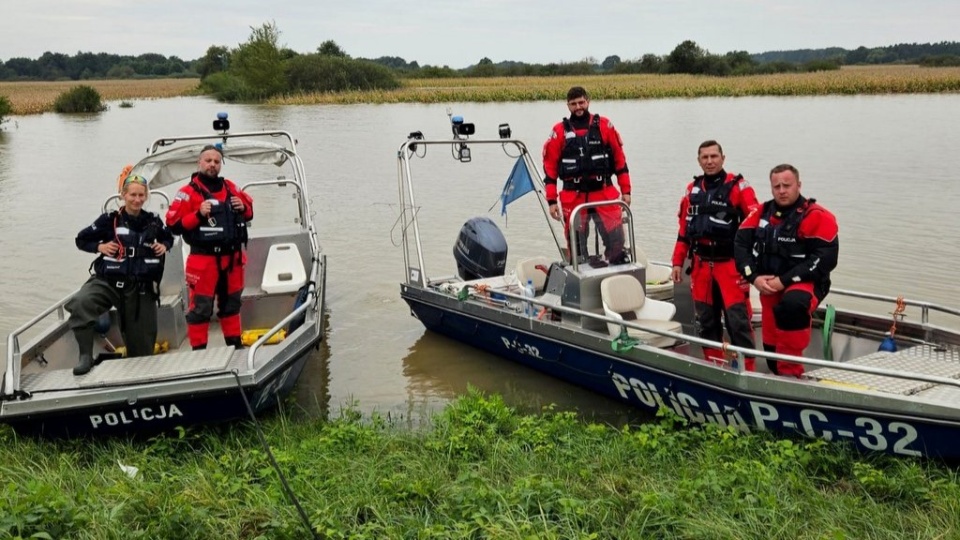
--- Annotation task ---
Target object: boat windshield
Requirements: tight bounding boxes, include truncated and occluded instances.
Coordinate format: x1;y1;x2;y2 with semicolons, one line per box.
567;200;636;267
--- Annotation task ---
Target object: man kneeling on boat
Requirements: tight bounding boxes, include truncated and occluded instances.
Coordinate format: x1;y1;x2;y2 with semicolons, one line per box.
734;164;839;377
65;173;174;376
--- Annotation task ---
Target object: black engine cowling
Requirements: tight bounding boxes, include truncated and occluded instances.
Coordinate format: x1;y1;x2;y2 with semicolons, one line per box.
454;216;507;280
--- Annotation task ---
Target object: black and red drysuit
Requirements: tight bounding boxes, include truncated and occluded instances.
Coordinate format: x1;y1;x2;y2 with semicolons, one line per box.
672;171;760;368
542;112;631;263
734;196;839;377
166;172;254;349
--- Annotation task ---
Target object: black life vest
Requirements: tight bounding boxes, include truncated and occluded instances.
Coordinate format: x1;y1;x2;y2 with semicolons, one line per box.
559;115;613;188
752;198;813;276
685;173;743;246
182;179;248;254
95;211;166;284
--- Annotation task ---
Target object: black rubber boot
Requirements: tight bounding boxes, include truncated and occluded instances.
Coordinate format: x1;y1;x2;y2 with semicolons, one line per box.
73;327;96;376
764;343;779;375
224;336;244;350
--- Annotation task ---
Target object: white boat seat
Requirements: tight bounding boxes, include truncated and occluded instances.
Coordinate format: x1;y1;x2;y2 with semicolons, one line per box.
633;245;674;301
516;256;552;293
600;274;682;348
261;243;307;294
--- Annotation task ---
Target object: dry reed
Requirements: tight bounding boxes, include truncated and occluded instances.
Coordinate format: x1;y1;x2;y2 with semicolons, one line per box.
270;65;960;105
0;78;199;115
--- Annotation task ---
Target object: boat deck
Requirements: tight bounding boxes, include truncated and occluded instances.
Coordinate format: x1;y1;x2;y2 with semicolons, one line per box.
805;345;960;399
20;347;237;393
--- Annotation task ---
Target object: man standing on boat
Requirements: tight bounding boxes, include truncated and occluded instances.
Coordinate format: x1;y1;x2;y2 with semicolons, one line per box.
734;164;839;377
542;86;631;263
670;141;760;369
166;145;254;350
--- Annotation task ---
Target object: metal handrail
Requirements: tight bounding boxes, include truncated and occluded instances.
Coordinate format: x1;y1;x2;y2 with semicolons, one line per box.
456;285;960;391
396;137;565;286
567;200;635;272
246;287;316;371
3;292;76;396
830;288;960;323
149;130;299;155
240;178;307;227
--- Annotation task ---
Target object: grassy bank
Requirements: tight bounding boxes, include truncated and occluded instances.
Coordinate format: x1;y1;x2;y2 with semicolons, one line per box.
0;79;200;115
3;66;960;117
2;390;958;539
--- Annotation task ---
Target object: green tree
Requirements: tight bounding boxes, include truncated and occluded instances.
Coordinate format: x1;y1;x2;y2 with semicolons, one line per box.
285;54;400;92
601;55;621;71
53;85;106;113
638;53;664;73
666;40;705;73
724;50;756;74
471;57;497;77
698;54;731;76
317;40;348;57
230;21;286;100
197;45;230;80
0;94;12;126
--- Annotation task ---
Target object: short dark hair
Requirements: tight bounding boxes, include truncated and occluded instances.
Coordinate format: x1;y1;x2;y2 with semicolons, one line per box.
698;140;723;155
200;144;223;156
566;86;589;102
770;163;799;180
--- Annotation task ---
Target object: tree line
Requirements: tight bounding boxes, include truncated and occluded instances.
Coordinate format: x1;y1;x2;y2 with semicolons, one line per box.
0;51;195;80
5;33;960;84
4;22;959;105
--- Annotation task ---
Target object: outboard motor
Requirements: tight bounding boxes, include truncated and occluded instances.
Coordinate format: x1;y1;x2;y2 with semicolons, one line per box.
454;216;507;280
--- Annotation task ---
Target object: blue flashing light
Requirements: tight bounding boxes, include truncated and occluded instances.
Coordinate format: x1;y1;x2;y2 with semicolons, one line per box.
451;115;464;124
217;112;229;120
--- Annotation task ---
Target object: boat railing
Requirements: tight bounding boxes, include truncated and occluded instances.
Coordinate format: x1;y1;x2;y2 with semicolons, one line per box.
3;292;76;397
150;130;299;155
458;285;960;392
241;178;308;229
829;288;960;325
396;136;564;286
245;252;324;370
567;200;636;272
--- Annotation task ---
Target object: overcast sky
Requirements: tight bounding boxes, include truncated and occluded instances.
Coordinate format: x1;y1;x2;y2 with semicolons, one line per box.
2;0;957;67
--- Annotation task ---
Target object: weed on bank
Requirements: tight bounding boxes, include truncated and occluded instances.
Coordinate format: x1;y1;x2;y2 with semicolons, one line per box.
1;390;958;539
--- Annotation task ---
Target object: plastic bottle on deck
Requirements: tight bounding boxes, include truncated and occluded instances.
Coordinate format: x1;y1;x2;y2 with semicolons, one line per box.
522;279;536;317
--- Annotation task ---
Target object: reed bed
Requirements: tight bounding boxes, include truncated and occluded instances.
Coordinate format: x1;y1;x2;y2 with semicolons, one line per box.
3;66;958;116
271;65;960;105
0;78;199;115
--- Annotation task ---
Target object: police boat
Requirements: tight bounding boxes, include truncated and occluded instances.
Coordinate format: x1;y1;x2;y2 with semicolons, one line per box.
1;113;327;437
395;118;960;460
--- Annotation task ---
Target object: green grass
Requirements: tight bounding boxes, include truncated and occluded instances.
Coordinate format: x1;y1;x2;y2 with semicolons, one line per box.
1;390;958;539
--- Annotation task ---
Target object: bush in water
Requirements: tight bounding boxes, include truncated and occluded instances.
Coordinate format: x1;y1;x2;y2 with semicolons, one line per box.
53;85;106;113
0;94;12;126
285;54;401;93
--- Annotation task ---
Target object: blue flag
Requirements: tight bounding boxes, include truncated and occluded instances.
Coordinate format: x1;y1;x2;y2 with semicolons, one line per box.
499;157;535;216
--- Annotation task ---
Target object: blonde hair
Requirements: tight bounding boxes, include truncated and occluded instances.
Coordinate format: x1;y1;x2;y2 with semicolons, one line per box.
120;175;148;199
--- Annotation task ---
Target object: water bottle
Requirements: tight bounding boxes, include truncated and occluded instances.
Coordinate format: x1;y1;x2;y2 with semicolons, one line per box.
522;279;536;317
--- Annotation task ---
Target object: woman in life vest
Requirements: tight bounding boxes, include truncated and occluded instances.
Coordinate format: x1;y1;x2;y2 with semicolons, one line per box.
734;163;839;377
65;174;174;376
165;144;254;350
